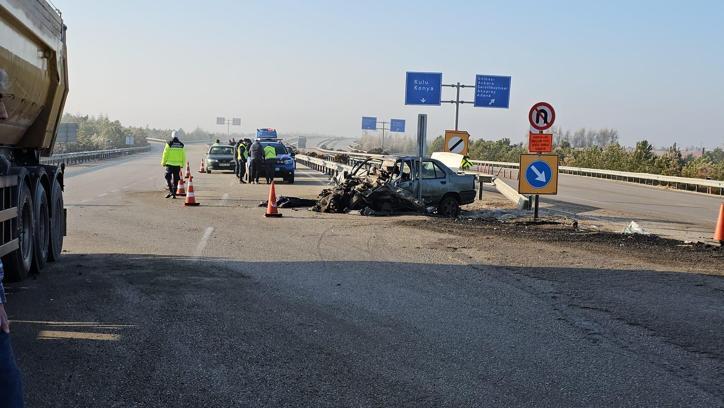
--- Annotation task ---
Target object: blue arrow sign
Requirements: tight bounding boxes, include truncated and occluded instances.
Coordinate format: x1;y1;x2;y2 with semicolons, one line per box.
362;116;377;130
525;160;553;189
405;72;442;106
390;119;405;132
474;75;511;108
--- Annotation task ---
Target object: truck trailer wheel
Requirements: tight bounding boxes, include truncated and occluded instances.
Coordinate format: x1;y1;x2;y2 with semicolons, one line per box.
48;178;64;262
32;182;50;272
3;183;35;281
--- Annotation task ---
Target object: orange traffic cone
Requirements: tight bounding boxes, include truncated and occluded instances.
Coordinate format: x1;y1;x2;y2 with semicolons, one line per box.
264;181;282;218
184;176;200;206
199;159;206;173
175;176;186;197
715;203;724;244
185;161;191;178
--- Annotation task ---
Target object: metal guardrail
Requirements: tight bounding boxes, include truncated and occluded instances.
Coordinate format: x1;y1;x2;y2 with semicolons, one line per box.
296;154;352;177
306;147;724;196
41;145;152;166
471;159;724;196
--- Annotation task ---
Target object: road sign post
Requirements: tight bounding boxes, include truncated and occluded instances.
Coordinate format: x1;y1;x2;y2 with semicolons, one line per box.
216;116;241;138
528;132;553;153
474;75;512;109
390;119;406;133
362;117;405;151
442;82;474;130
417;114;428;202
444;130;470;156
519;154;559;195
529;102;556;132
406;72;511;130
524;102;557;220
405;72;442;106
362;117;377;130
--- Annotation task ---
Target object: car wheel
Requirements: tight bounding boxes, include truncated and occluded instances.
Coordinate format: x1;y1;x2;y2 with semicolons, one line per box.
438;195;460;218
287;174;294;184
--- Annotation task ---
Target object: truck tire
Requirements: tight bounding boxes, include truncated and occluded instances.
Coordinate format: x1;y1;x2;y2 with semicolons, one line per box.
438;194;460;218
48;178;64;262
32;182;50;273
3;183;35;281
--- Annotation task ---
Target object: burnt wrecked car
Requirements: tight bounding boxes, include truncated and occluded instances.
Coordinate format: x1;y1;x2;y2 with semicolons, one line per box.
314;156;476;217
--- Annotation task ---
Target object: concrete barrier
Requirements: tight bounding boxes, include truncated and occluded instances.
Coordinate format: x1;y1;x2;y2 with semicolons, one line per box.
493;178;529;210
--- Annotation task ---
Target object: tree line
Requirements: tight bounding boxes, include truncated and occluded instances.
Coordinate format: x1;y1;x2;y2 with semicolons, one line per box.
58;114;223;152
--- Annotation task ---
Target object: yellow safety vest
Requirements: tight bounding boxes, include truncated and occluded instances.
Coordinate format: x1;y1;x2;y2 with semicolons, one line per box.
263;145;277;160
237;144;248;160
460;156;473;170
161;140;186;167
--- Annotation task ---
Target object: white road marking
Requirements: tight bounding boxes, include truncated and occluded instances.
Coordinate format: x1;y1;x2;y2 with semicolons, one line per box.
110;189;119;193
222;193;230;202
193;227;214;260
98;193;108;198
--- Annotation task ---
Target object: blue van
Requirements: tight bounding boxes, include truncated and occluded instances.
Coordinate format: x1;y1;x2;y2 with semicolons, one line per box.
257;129;296;184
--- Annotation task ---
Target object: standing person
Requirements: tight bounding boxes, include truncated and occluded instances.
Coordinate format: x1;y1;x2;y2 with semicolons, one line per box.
161;131;186;198
235;140;248;183
248;139;263;184
263;143;277;184
243;139;253;183
0;261;24;408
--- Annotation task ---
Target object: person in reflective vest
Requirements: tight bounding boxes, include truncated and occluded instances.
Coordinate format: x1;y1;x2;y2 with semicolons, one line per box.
263;144;277;184
160;131;186;198
460;156;473;170
235;141;248;183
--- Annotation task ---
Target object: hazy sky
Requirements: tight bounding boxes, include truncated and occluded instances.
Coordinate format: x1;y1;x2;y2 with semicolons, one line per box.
53;0;724;147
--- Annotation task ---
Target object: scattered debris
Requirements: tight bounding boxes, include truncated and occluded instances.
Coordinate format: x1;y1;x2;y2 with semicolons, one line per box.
258;196;318;209
623;221;649;235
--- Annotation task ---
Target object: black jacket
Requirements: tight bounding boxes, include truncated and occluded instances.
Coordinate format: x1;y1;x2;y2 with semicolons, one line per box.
249;141;263;160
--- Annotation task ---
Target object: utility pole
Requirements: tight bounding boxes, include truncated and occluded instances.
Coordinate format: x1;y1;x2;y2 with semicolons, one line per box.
441;82;474;130
378;121;388;151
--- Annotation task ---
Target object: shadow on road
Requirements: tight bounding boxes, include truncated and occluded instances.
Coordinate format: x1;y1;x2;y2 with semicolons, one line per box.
5;254;723;407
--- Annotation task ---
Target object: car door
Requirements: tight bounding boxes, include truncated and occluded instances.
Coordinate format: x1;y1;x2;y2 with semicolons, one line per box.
393;159;416;192
420;160;447;204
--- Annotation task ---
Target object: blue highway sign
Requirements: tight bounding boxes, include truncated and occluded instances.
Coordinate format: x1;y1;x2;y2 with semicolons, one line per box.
362;116;377;130
405;72;442;106
525;160;553;189
390;119;406;132
474;75;511;108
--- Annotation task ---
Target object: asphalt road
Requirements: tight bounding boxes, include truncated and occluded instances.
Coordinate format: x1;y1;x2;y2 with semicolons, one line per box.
4;144;723;407
492;168;723;242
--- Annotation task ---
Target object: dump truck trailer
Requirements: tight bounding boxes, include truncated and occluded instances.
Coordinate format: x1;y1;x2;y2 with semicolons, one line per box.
0;0;68;280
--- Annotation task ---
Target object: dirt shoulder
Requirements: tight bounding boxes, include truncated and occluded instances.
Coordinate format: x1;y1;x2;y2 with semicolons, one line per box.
398;213;723;276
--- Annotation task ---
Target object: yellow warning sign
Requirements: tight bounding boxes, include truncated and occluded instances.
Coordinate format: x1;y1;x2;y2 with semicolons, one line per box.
444;130;470;156
518;154;559;195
